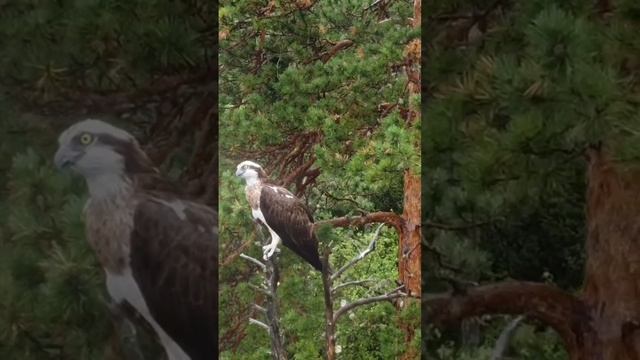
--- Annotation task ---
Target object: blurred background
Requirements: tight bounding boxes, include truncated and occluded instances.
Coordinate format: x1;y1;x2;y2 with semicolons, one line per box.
425;0;640;359
0;1;214;358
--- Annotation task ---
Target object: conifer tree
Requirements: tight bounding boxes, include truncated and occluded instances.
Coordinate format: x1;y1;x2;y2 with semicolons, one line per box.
219;0;420;358
425;0;640;358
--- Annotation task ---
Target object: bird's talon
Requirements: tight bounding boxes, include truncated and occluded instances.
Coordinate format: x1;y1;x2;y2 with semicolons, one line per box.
262;244;278;260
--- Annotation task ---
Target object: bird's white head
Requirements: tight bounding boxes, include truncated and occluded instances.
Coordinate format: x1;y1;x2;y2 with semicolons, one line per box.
235;160;266;186
54;119;155;198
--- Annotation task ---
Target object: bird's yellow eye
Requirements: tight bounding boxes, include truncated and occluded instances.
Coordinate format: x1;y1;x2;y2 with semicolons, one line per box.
80;133;93;145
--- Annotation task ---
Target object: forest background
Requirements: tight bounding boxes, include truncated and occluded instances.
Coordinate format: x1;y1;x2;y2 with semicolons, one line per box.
219;0;421;359
0;1;215;359
425;0;640;359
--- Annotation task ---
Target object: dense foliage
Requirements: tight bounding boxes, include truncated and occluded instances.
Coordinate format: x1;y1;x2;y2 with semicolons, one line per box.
0;1;213;358
219;0;420;358
425;0;640;358
0;0;212;97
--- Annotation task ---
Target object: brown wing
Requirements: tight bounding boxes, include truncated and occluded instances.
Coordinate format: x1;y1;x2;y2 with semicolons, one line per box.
260;185;322;271
129;195;217;360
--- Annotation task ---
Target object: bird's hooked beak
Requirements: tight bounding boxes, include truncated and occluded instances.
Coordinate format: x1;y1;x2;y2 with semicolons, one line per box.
235;168;243;177
54;146;80;170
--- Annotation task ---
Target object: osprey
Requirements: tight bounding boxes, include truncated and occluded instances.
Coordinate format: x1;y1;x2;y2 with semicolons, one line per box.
54;119;217;360
235;160;322;271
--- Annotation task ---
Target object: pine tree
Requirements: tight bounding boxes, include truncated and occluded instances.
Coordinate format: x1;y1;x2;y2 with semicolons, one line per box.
426;0;640;359
219;0;420;358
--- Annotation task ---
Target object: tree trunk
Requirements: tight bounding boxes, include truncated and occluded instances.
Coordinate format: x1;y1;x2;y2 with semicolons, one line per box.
399;0;421;298
265;255;287;360
426;148;640;359
321;254;336;360
425;281;603;360
400;169;421;296
397;1;421;358
582;148;640;359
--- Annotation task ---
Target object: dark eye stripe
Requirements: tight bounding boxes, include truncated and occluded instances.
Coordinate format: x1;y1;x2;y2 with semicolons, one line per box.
95;132;156;174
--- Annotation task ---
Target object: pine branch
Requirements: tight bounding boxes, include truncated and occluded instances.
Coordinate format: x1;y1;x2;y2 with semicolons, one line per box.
423;281;603;359
315;211;404;232
424;245;461;273
17;68;215;116
425;220;490;231
319;189;368;214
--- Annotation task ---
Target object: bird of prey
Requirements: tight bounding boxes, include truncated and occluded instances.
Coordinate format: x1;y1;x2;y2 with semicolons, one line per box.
54;119;217;360
235;160;322;271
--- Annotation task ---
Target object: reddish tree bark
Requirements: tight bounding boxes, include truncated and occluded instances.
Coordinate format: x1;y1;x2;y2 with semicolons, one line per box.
400;0;422;298
396;2;421;358
425;282;603;360
581;149;640;359
400;170;421;297
315;211;404;232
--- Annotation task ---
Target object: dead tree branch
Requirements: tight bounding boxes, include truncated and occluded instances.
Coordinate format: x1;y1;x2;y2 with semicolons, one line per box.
248;318;270;331
334;285;406;322
240;253;267;272
241;234;287;360
247;283;271;297
332;223;385;281
321;224;407;360
491;315;525;360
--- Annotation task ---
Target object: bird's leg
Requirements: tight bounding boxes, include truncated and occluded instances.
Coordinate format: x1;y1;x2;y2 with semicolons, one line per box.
262;230;281;260
253;220;266;239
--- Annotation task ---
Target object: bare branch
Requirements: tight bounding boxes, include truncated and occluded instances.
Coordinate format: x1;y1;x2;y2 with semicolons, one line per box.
331;224;385;281
423;281;603;359
247;283;272;297
364;0;384;11
249;318;270;331
491;315;525;360
320;39;354;63
252;226;287;360
280;156;316;188
240;253;267;271
334;285;406;321
253;304;267;314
